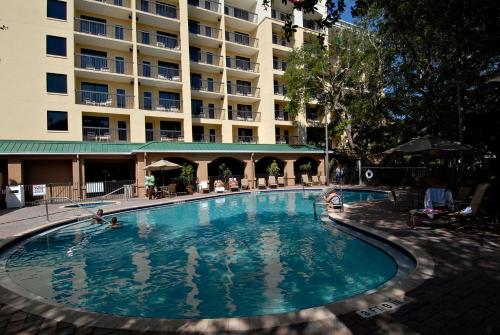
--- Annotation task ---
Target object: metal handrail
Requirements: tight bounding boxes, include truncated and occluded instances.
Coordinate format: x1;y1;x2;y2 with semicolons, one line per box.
99;186;125;200
48;197;112;224
313;186;343;220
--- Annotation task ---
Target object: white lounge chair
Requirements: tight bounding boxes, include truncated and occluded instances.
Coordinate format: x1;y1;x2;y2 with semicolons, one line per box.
198;181;210;193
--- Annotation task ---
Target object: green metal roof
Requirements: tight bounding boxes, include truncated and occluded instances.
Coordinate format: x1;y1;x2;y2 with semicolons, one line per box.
134;141;325;153
0;140;138;155
0;140;325;155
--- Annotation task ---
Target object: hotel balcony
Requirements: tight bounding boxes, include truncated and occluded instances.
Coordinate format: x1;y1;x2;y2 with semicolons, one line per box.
136;30;181;58
188;23;222;48
193;134;222;143
274;84;288;99
188;0;221;22
191;79;224;98
136;0;180;31
226;58;259;79
276;135;300;144
224;5;257;31
228;110;260;122
273;59;287;73
189;51;223;73
272;33;294;51
192;107;225;120
303;19;322;32
146;129;184;142
271;9;293;22
82;126;129;142
274;110;292;122
138;65;182;89
74;18;132;51
227;84;260;102
140;96;182;113
74;54;133;83
233;135;258;144
225;31;259;56
75;0;131;19
76;90;134;109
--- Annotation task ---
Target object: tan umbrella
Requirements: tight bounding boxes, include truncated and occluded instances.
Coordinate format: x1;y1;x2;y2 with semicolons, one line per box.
144;159;181;186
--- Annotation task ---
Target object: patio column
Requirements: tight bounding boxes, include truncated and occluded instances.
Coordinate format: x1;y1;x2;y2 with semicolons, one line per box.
243;159;255;189
136;153;146;198
71;156;82;200
284;160;295;186
317;158;325;177
7;158;22;185
196;161;208;183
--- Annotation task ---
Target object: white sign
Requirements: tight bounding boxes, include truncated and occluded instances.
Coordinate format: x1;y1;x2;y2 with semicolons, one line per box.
32;184;46;196
356;296;414;318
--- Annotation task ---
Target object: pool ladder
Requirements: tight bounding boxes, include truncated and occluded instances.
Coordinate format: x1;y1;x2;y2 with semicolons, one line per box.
313;186;344;220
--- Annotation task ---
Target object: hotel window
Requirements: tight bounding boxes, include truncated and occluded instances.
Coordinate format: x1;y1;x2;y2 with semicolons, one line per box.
46;35;66;56
47;111;68;131
46;73;67;93
47;0;67;20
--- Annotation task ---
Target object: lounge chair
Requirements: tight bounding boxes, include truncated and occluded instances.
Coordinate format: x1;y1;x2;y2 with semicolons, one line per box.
319;175;327;185
311;175;320;185
198;181;210;193
241;178;250;190
229;178;239;191
258;178;266;189
453;185;473;209
302;175;312;187
214;179;225;193
164;183;176;197
407;188;454;229
277;176;285;187
268;176;278;188
448;183;490;225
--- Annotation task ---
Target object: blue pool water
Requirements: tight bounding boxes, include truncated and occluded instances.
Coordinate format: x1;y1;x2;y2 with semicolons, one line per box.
1;190;408;319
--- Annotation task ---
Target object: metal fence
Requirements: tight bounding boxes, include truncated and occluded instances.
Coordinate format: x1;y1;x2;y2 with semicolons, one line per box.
360;167;429;186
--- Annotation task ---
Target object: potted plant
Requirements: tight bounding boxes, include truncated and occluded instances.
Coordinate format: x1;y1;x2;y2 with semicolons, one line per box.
299;162;312;177
218;163;232;187
266;160;280;177
180;164;194;194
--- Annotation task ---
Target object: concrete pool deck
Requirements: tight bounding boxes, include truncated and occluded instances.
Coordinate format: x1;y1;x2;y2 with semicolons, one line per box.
0;186;499;334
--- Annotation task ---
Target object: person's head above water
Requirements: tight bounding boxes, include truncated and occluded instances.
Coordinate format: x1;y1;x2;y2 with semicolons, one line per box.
111;217;118;224
96;209;104;216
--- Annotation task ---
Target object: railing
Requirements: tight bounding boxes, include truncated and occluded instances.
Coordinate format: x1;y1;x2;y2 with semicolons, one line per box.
191;107;225;119
274;110;291;121
271;8;293;21
360;166;430;187
272;33;293;47
140;96;181;112
74;18;132;41
75;54;133;75
228;110;260;122
274;84;287;96
188;23;222;39
275;135;300;144
233;135;258;144
137;0;178;19
273;59;287;71
138;64;181;81
82;126;129;142
303;19;321;31
227;84;260;97
137;30;180;50
226;57;259;72
91;0;130;7
76;90;134;109
190;50;223;67
225;31;259;48
145;129;184;142
188;0;220;13
224;5;257;23
306;113;320;121
193;134;222;143
191;79;223;93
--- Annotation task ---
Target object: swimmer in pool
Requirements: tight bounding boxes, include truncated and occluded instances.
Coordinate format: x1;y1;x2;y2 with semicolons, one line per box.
91;209;104;224
110;217;122;229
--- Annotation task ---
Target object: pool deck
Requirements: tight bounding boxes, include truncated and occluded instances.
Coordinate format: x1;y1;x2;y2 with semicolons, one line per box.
0;186;499;334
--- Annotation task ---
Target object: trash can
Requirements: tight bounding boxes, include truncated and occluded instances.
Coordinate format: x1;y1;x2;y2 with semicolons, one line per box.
6;185;25;209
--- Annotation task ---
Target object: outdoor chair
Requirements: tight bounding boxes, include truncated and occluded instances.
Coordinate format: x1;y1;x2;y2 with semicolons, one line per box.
241;178;250;190
389;189;416;210
198;181;210;193
214;180;225;193
258;178;267;189
319;175;327;185
407;187;454;229
448;183;490;226
268;176;278;188
453;185;473;209
229;178;239;191
311;175;320;185
277;176;285;187
302;175;312;187
165;183;176;197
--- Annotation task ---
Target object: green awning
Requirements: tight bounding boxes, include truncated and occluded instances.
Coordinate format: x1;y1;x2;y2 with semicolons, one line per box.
0;140;138;155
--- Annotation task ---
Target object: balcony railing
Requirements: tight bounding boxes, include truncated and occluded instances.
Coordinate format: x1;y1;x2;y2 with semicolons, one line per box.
274;110;291;121
276;135;300;144
193;134;222;143
191;107;225;120
303;19;321;31
271;9;293;21
188;0;220;13
91;0;130;7
75;54;133;75
272;34;293;47
306;113;320;121
76;90;134;108
146;129;184;142
228;110;260;122
140;96;181;112
75;18;132;41
274;84;287;96
137;0;178;19
188;23;221;39
225;31;258;48
83;126;129;142
226;58;259;72
234;135;258;144
227;84;260;97
137;30;180;50
273;59;287;71
138;64;181;81
224;5;257;23
190;51;223;67
191;79;223;93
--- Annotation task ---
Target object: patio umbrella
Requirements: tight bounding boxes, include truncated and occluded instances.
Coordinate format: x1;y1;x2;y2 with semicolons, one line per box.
384;135;473;155
144;159;181;185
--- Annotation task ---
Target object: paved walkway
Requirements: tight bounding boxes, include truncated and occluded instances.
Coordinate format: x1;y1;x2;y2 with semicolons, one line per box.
0;188;499;334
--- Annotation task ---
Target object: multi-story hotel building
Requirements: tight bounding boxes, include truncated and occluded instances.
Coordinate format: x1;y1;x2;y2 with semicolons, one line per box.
0;0;329;200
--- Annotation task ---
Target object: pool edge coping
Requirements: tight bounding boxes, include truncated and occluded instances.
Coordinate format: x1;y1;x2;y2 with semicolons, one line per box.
0;188;434;333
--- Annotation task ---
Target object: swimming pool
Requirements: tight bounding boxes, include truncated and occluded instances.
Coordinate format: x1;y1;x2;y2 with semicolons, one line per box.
0;190;414;319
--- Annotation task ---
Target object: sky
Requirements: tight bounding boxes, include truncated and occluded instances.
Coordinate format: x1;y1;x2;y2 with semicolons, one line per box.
337;0;356;23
